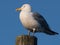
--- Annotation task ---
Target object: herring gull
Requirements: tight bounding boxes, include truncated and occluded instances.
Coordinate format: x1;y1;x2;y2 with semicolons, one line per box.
16;4;58;35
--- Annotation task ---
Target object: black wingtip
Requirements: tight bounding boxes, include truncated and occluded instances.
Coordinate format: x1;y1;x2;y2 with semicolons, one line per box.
44;29;59;35
51;31;59;35
55;32;59;35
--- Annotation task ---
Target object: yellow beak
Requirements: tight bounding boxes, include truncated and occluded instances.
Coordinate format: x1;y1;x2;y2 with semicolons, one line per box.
16;8;22;11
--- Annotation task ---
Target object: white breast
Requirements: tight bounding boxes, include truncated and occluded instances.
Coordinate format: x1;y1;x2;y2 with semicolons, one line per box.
19;11;38;28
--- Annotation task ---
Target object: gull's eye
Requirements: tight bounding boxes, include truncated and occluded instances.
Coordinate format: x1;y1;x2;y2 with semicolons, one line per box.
23;6;25;8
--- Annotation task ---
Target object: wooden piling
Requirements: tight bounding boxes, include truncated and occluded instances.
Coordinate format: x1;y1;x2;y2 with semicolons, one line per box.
16;35;37;45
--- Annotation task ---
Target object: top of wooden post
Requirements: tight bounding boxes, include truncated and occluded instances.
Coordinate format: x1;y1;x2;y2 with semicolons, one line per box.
16;35;37;45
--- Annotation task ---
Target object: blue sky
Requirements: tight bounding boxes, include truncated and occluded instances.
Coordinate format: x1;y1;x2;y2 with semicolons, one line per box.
0;0;60;45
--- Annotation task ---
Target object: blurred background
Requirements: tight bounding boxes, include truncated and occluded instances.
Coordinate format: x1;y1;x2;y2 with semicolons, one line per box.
0;0;60;45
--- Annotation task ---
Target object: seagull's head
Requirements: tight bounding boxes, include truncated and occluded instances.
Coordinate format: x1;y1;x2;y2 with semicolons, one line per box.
16;4;32;12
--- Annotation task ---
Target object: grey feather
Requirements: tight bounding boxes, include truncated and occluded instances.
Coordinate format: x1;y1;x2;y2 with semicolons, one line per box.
32;12;58;35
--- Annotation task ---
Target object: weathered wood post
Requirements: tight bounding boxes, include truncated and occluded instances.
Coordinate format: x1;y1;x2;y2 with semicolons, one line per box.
16;35;37;45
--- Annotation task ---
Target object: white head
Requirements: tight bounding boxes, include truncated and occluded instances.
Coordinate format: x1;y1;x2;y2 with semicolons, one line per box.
16;4;32;12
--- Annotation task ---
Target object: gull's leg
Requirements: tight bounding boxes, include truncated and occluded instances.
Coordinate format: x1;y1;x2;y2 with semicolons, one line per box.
28;30;30;36
33;30;34;36
33;28;35;36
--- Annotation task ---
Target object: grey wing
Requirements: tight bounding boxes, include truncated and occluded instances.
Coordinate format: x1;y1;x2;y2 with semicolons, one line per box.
32;12;58;35
32;12;50;30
